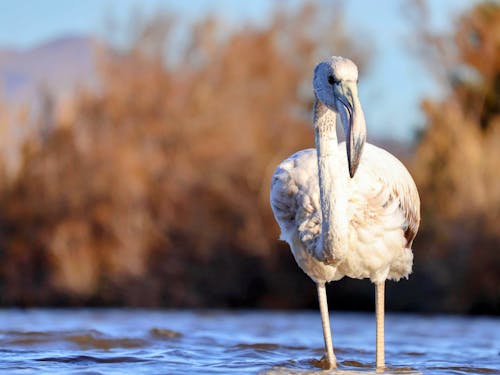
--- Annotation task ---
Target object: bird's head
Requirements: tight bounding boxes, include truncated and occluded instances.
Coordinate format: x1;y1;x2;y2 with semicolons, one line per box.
313;56;366;178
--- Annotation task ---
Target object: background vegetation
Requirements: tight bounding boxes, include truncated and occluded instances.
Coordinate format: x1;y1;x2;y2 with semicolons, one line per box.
0;1;498;314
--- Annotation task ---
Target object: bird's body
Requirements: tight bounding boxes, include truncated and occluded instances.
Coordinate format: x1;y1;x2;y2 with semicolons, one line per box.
269;56;420;370
271;142;419;285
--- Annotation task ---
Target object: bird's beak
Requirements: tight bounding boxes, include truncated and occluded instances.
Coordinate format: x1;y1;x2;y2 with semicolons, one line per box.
335;81;366;178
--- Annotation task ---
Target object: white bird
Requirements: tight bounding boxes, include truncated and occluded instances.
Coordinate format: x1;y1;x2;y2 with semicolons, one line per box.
270;56;420;370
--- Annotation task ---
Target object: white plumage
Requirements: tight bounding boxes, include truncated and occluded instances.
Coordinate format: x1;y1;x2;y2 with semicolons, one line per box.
271;143;419;284
269;57;420;370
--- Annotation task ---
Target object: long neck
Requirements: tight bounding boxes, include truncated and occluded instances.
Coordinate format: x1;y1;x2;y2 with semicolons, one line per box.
313;99;348;263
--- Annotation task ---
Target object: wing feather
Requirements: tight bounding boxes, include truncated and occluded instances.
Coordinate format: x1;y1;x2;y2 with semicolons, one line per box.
359;144;421;249
270;149;321;253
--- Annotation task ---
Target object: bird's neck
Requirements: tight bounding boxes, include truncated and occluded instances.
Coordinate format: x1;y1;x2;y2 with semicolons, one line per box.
313;99;348;263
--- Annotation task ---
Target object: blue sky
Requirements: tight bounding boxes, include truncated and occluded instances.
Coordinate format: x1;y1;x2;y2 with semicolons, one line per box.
0;0;477;141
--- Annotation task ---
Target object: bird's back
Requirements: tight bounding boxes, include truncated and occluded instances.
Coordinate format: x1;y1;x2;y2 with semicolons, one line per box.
270;143;420;283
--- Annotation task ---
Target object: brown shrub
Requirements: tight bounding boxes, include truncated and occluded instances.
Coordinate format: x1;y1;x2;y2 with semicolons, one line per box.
0;3;371;307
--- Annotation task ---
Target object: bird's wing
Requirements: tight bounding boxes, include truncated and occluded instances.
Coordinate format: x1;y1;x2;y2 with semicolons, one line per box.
356;144;421;248
271;144;421;263
270;149;322;253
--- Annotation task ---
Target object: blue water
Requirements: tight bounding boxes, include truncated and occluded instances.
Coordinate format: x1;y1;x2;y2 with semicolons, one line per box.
0;309;497;374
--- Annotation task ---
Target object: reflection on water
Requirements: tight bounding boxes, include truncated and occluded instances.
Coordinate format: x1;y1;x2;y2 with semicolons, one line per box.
0;310;497;374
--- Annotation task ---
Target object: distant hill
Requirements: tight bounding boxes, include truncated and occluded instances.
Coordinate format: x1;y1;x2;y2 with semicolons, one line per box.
0;36;101;174
0;35;99;104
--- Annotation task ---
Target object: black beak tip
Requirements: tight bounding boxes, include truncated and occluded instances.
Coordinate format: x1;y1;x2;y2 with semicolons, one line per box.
348;164;357;178
347;136;364;178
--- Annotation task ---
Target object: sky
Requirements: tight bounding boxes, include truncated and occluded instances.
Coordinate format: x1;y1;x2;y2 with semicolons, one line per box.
0;0;477;141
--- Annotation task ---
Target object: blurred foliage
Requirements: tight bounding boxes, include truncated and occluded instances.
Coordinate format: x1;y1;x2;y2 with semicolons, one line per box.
0;2;497;314
407;0;499;313
0;3;371;307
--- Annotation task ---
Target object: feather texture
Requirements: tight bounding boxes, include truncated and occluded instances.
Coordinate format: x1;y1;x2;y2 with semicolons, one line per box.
270;142;420;284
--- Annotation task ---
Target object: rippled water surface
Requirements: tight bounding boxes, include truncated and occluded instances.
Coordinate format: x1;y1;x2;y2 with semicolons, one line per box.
0;309;497;374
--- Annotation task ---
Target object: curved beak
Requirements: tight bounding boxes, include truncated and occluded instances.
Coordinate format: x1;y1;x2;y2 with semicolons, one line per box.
335;81;366;178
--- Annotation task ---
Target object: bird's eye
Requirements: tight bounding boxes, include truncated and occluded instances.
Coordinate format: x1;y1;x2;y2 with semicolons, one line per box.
328;75;338;85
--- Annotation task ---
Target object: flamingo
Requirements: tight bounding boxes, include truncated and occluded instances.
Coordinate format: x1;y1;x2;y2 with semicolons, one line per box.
270;56;420;370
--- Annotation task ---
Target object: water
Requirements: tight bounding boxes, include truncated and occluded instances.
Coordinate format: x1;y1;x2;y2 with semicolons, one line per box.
0;310;497;374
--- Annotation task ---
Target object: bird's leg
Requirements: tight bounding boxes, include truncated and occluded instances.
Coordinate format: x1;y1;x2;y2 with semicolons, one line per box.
375;281;385;371
317;282;336;369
